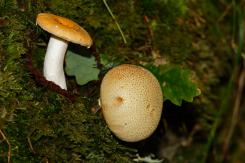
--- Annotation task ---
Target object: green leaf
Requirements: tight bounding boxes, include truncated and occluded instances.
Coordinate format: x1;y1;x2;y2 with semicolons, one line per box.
65;50;100;85
145;64;201;106
100;53;122;69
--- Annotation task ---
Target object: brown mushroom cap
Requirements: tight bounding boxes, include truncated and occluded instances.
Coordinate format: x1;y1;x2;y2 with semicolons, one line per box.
100;64;163;142
36;13;92;47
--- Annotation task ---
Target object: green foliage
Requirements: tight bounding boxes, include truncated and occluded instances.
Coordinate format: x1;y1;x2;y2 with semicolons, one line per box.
145;64;201;106
140;0;187;20
65;50;100;85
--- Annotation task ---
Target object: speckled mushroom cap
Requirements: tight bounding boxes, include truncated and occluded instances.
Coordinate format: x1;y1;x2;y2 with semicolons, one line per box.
36;13;92;48
100;64;163;142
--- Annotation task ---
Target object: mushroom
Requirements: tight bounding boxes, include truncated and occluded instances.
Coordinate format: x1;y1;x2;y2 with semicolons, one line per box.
36;13;92;90
100;64;163;142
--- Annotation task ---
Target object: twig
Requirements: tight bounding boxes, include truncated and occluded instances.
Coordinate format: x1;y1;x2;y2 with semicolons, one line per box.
0;129;11;163
201;57;239;163
201;86;232;163
27;137;36;154
221;60;245;161
102;0;127;44
217;3;232;22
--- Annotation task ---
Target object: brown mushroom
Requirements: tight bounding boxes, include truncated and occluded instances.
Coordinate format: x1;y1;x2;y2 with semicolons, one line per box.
100;64;163;142
36;13;92;89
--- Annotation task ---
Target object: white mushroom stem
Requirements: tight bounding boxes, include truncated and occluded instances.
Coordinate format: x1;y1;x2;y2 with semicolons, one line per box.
43;35;68;90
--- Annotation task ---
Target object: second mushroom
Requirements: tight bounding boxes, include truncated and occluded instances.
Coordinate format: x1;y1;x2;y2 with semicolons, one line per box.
36;13;92;90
